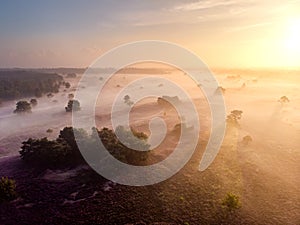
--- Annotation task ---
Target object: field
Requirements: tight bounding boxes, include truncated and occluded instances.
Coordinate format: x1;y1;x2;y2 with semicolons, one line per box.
0;68;299;224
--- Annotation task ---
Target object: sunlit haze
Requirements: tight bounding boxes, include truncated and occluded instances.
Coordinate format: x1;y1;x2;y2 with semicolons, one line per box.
0;0;299;68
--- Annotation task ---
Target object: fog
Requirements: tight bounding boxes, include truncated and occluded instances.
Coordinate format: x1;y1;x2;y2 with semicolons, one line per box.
0;68;299;223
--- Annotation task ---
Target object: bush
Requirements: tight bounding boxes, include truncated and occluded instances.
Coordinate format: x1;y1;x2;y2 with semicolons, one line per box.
0;177;17;203
30;98;38;107
46;128;53;133
222;192;241;211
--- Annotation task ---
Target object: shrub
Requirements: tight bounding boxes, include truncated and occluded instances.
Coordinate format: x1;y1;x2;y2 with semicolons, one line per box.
222;192;241;211
0;177;17;203
30;98;38;107
46;128;53;133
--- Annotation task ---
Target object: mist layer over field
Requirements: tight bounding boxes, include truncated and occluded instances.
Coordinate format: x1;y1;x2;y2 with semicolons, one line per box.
0;67;299;224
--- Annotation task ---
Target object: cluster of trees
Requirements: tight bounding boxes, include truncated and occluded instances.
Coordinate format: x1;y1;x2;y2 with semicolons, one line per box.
13;99;38;114
0;70;63;100
19;126;150;168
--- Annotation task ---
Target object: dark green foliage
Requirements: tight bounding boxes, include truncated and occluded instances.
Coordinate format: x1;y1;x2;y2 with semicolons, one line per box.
13;101;32;114
30;98;38;107
98;126;150;165
58;127;88;164
19;126;150;168
65;100;80;112
0;177;17;203
19;138;72;167
0;70;63;100
222;192;241;211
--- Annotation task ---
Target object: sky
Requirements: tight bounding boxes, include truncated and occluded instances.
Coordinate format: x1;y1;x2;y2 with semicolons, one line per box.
0;0;300;68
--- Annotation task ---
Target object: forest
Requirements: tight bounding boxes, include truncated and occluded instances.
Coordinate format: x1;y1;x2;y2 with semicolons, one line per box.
0;70;63;100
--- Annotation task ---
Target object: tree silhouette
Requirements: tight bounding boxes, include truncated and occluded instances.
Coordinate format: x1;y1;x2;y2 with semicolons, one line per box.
65;100;81;112
13;101;32;114
226;110;243;126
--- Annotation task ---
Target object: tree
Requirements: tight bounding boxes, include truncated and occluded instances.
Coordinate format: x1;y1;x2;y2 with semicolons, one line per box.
19;137;72;168
0;177;17;203
242;135;253;145
65;82;71;89
96;126;150;165
123;95;133;106
30;98;38;107
47;93;54;98
279;96;289;103
68;93;74;99
226;110;243;126
65;100;81;112
13;101;32;113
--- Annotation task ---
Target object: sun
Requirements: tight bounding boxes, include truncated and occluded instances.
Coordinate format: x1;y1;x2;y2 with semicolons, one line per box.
284;19;300;50
280;18;300;67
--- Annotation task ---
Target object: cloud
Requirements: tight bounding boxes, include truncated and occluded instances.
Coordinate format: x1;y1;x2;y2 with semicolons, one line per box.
173;0;239;11
228;22;273;32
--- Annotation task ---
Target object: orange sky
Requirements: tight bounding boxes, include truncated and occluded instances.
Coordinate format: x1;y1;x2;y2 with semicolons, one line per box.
0;1;299;68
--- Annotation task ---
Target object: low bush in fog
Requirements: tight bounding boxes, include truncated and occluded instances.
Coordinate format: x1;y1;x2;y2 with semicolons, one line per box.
0;177;17;203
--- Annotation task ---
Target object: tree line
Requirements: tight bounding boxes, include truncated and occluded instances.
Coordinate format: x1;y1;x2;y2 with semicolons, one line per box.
0;70;63;100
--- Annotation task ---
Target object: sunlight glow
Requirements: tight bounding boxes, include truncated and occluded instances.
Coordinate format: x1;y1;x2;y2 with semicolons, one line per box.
282;18;300;66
